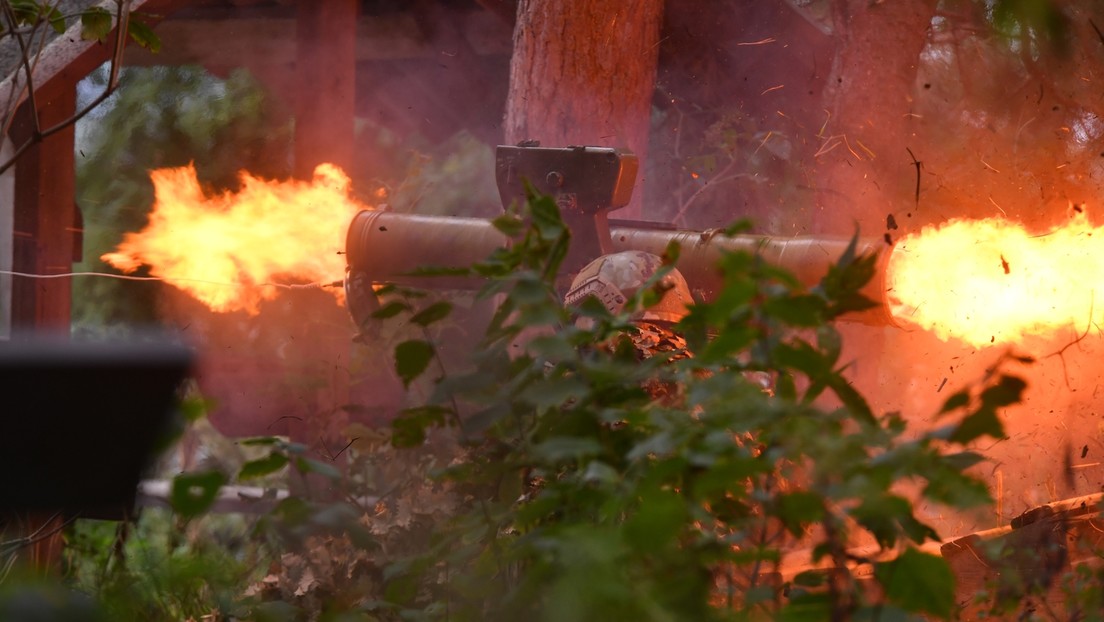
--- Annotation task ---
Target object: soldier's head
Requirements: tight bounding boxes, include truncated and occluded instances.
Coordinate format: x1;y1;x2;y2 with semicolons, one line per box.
564;250;692;324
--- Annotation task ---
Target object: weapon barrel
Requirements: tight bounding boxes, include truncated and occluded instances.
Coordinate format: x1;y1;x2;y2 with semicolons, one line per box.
346;210;893;325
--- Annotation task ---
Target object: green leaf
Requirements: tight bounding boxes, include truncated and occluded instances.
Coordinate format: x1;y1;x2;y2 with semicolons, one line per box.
9;0;38;25
924;470;992;508
948;407;1003;444
270;496;311;525
46;6;64;34
938;389;971;415
179;395;214;422
80;7;112;42
295;457;341;479
527;334;578;360
773;341;830;378
239;436;283;447
779;591;834;621
773;491;824;536
722;219;754;236
943;450;986;471
691;457;763;498
371;300;410;319
525;375;588;410
763;294;826;327
826;373;876;425
698;325;755;362
818;238;880;317
238;452;289;480
874;548;955;617
170;470;226;519
992;0;1070;52
491;213;525;237
127;18;161;53
662;239;681;264
581;460;620;485
391;405;452;447
394;339;434;387
410;301;453;326
851;494;938;548
980;375;1026;410
528;194;566;240
531;437;602;463
624;488;687;552
775;372;797;401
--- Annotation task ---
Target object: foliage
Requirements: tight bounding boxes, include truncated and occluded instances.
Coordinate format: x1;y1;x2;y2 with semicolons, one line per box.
59;510;262;621
0;0;164;177
0;191;1044;620
86;192;1010;620
352;193;1029;621
1;1;161;52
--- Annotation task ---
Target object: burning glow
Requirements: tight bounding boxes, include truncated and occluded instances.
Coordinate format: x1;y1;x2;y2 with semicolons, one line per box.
103;163;368;315
886;211;1104;347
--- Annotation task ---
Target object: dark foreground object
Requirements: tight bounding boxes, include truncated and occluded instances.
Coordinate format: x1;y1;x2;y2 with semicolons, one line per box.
0;336;192;516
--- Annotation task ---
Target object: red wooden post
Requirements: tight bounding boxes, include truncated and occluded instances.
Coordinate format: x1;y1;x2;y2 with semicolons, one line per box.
5;81;77;572
10;83;77;336
294;1;358;177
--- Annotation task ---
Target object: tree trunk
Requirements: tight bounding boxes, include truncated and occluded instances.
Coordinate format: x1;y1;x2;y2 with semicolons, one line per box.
504;0;663;219
815;0;938;236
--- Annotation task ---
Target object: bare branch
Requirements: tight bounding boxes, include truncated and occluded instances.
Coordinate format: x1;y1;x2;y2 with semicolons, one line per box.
0;0;135;176
2;0;44;136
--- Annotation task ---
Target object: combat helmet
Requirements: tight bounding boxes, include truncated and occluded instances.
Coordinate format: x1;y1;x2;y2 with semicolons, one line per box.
564;250;692;324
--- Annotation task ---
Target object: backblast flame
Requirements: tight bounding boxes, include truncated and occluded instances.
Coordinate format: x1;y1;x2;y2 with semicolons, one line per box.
886;211;1104;347
102;163;368;315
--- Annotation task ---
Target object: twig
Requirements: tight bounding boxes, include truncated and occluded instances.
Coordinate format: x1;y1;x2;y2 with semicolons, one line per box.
0;0;133;176
266;415;304;430
671;155;749;226
988;196;1007;217
1091;19;1104;47
1045;292;1094;390
320;436;357;462
906;147;921;207
0;0;44;135
0;511;78;554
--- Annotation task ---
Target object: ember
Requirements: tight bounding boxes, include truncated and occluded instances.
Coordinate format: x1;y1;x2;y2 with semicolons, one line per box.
103;163;368;315
886;211;1104;347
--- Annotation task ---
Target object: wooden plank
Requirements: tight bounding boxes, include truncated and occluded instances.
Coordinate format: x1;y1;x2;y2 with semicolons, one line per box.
940;498;1104;618
122;10;511;70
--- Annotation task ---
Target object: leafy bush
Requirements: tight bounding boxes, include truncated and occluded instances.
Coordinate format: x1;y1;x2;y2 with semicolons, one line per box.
17;191;1028;620
224;191;1025;620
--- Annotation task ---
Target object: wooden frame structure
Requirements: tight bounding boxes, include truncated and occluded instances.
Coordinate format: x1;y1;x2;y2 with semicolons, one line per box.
1;0;512;339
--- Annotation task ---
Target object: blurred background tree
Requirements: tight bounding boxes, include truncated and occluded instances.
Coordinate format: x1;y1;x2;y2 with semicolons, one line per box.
72;65;293;335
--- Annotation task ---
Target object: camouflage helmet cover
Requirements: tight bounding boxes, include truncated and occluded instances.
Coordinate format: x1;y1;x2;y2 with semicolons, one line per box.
564;250;692;323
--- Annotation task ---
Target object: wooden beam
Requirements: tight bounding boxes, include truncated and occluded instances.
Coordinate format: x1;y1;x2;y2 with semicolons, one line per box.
121;10;512;71
0;0;193;126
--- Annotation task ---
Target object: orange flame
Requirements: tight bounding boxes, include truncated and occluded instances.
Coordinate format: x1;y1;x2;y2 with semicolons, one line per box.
886;211;1104;347
102;163;368;315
